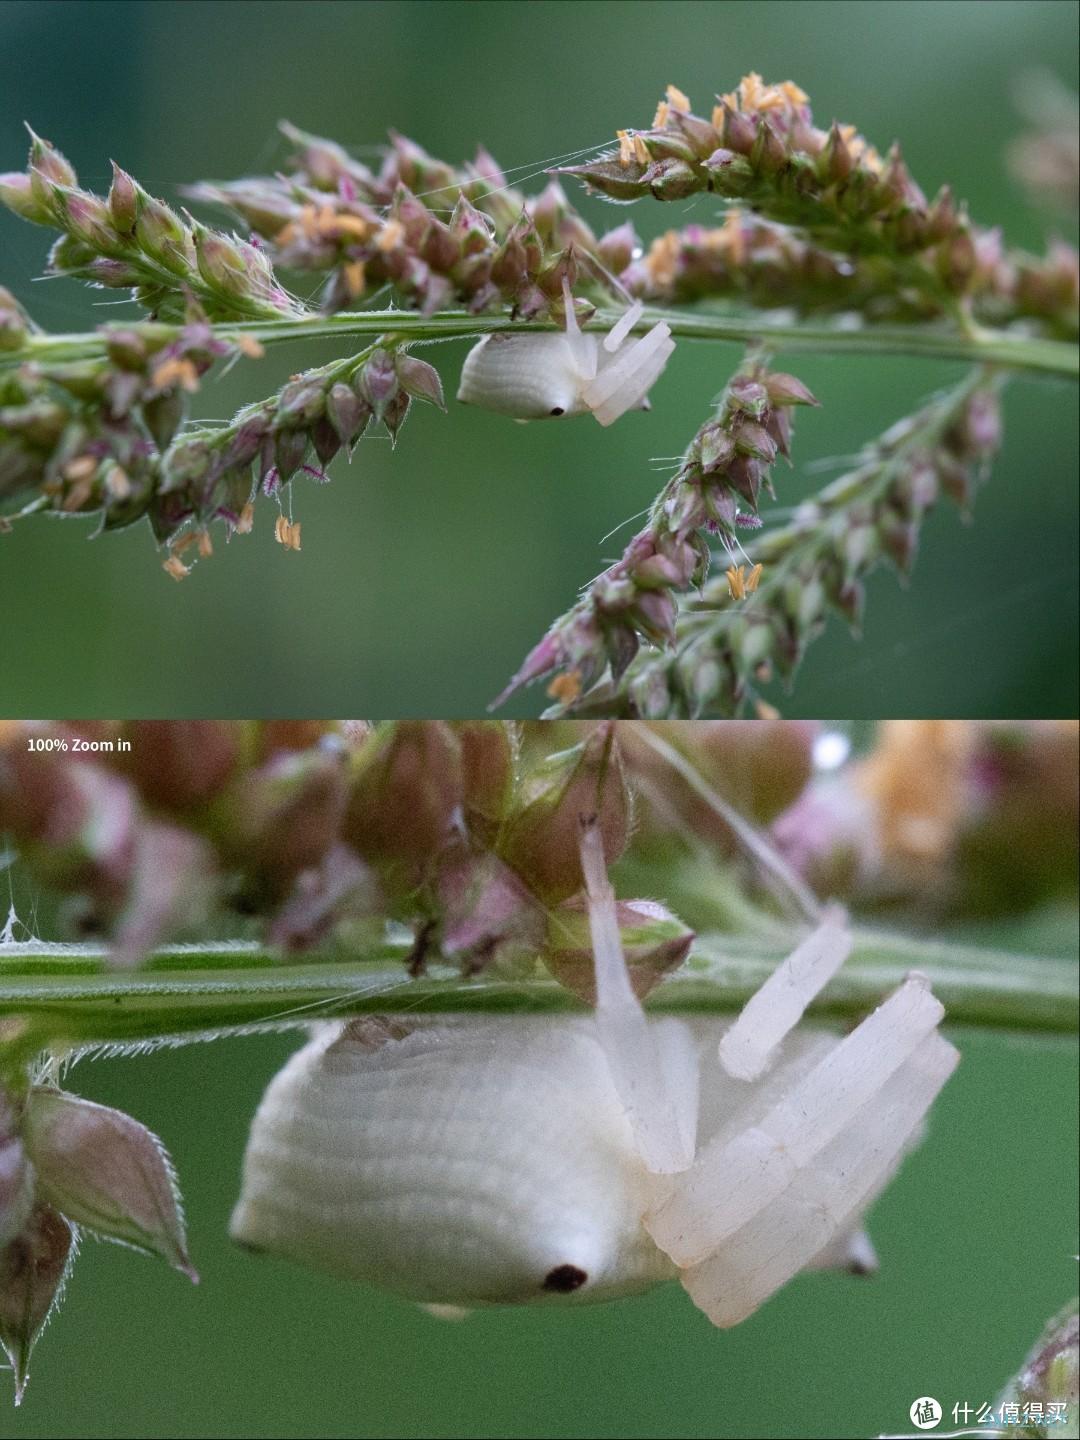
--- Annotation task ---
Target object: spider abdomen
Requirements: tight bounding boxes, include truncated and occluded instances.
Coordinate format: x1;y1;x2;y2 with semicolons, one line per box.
457;333;592;419
230;1015;678;1306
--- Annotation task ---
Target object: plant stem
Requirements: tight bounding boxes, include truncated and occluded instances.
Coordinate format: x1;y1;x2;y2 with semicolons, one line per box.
6;308;1077;378
0;930;1073;1062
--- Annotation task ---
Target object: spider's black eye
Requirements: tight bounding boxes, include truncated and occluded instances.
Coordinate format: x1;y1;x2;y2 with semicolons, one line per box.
542;1264;588;1293
549;406;565;416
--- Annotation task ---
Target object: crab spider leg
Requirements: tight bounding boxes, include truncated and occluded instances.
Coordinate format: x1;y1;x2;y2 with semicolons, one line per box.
646;972;948;1267
560;277;597;380
584;324;676;427
681;1031;957;1326
718;905;853;1081
579;819;696;1174
602;301;645;354
802;1224;879;1277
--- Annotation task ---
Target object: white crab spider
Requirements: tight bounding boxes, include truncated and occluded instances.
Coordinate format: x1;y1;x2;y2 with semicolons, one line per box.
231;824;957;1326
456;280;675;426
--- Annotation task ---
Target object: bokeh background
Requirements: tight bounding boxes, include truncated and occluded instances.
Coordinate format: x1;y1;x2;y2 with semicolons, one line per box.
0;0;1077;719
0;718;1077;1440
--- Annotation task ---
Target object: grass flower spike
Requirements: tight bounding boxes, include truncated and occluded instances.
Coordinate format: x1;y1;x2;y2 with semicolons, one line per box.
1;77;1075;712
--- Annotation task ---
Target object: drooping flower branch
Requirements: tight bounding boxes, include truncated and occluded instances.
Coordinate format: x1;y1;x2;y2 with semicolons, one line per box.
522;367;1002;718
559;78;1079;340
496;356;820;710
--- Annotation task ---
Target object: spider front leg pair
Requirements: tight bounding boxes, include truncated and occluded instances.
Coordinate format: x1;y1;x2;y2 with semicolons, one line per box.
231;818;957;1326
457;280;675;425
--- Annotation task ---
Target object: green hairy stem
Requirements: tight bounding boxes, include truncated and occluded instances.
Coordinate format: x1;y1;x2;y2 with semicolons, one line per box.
5;308;1076;378
0;929;1074;1067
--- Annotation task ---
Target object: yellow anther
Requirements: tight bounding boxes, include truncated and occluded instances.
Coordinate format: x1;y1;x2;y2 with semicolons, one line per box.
342;259;366;298
546;670;583;705
163;554;190;581
152;357;200;393
235;333;265;359
376;219;404;252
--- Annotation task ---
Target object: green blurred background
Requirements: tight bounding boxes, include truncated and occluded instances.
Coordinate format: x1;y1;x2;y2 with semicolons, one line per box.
0;0;1077;719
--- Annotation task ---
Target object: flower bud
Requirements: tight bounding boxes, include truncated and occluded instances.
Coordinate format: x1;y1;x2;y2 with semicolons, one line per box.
395;354;445;410
25;128;75;187
996;1303;1079;1430
343;722;464;897
276;378;326;428
937;223;978;293
543;895;693;1003
630;588;678;647
274;426;310;483
648;158;701;201
357;349;400;423
143;388;188;449
750;119;787;175
134;194;191;272
58;189;116;250
0;1204;74;1405
122;721;241;810
0;171;53;224
734;420;778;463
771;776;877;898
107;161;139;232
528;179;568;243
877;509;919;574
596;221;640;274
763;372;818;407
448;194;495;253
703;149;756;193
452;721;514;845
819;122;854;183
267;840;379;951
110;821;214;967
719;103;757;156
24;1089;197;1280
622;720;816;842
226;750;348;904
0;744;137;902
0;296;27;352
82;255;145;286
0;1094;32;1251
193;225;251;295
254;720;332;759
435;844;542;967
498;723;629;904
381;389;411;444
326;382;370;451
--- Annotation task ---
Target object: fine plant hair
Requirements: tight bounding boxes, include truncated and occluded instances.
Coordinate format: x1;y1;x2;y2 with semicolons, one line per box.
1;76;1077;715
